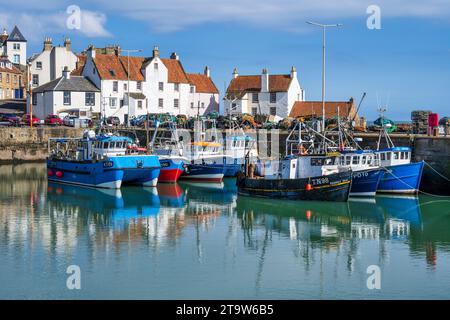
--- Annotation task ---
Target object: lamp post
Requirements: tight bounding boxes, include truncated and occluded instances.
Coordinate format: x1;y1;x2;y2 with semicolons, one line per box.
122;49;142;127
306;21;342;133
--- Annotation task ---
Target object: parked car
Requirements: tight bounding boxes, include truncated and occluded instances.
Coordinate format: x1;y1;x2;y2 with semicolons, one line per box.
22;114;41;126
45;114;63;126
0;113;21;126
63;115;92;127
106;116;121;126
63;115;77;127
130;114;147;127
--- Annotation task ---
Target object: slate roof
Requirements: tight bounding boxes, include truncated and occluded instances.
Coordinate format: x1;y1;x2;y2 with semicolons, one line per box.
8;26;26;42
33;76;100;93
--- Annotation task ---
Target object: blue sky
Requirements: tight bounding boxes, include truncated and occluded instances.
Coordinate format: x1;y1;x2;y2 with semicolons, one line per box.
1;0;449;120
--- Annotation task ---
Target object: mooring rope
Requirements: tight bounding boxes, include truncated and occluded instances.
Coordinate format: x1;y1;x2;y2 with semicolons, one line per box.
424;161;450;183
381;166;450;198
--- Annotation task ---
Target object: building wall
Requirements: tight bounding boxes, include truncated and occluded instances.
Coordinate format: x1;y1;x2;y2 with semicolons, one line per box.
0;70;22;99
187;92;219;117
30;46;77;87
33;90;100;119
6;41;26;66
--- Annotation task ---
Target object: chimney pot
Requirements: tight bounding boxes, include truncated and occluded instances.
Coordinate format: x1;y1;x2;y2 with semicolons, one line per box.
62;66;70;79
204;66;210;77
153;46;160;58
232;67;238;79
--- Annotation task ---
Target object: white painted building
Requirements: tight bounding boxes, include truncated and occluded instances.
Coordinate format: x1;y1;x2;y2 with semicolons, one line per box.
31;68;100;119
0;26;27;66
224;67;304;118
28;38;78;88
80;46;220;123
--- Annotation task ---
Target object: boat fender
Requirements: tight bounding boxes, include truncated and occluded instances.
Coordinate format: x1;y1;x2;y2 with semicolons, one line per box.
56;171;63;178
306;183;312;191
48;169;54;177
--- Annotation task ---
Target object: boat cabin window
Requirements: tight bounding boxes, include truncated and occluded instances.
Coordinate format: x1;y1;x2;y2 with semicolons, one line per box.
362;155;367;165
380;153;385;161
394;152;399;160
406;152;410;159
352;156;359;165
387;152;391;160
400;152;405;160
346;156;351;165
367;156;372;165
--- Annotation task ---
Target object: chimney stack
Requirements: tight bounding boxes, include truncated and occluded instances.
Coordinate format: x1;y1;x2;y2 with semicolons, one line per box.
170;52;179;60
290;66;297;79
261;68;269;92
44;37;53;51
64;38;71;51
88;45;96;59
204;66;210;78
153;46;160;58
62;66;70;79
232;67;238;79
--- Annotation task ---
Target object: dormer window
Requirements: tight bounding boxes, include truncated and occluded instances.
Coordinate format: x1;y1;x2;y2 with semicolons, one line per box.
109;69;116;77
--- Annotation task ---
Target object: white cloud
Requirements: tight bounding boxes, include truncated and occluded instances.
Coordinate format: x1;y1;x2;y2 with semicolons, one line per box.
93;0;450;32
0;7;112;42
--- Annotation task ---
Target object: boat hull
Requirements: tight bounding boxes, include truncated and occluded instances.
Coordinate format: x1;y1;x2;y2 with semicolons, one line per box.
237;171;352;202
47;155;161;189
377;161;424;194
181;164;225;182
350;168;383;197
158;158;185;183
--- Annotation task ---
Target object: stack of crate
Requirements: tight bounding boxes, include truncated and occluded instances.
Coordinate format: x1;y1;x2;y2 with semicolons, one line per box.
411;110;431;134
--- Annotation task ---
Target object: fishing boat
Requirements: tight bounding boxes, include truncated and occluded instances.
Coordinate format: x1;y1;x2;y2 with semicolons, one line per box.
373;110;424;194
47;131;161;189
237;156;352;201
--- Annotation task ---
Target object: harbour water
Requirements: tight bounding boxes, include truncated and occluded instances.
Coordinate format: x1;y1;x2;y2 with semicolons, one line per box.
1;163;450;299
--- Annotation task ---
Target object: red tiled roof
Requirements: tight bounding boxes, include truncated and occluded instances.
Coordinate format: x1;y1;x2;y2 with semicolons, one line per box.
289;101;355;119
119;56;145;81
186;73;219;94
160;58;189;83
226;74;292;94
71;54;86;76
92;53;128;80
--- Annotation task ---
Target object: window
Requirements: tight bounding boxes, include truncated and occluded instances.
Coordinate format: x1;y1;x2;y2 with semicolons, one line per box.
190;102;194;108
85;92;95;106
36;61;42;70
270;92;277;103
32;93;37;105
394;152;399;160
190;85;195;93
6;74;9;83
13;43;20;50
120;99;124;107
0;73;2;82
109;97;117;108
158;98;164;108
174;98;179;108
174;83;179;92
112;81;118;92
362;155;367;165
352;156;359;165
406;152;410;159
13;75;17;84
400;152;405;160
231;103;237;111
345;156;351;165
124;83;127;91
380;153;385;161
201;102;205;108
109;69;116;77
63;91;71;105
251;107;258;115
154;63;158;70
13;55;19;64
387;152;391;160
137;81;142;90
270;107;276;116
159;82;164;91
252;93;259;103
138;100;143;109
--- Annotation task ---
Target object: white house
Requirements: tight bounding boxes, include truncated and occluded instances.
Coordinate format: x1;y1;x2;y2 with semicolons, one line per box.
28;37;78;88
81;46;220;123
31;67;100;119
0;26;27;66
224;67;304;118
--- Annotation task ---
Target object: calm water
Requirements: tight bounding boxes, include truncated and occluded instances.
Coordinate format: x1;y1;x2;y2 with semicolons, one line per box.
1;163;450;300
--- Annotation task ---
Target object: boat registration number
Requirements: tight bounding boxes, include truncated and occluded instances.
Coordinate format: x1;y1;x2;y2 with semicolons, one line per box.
311;177;329;186
103;161;114;168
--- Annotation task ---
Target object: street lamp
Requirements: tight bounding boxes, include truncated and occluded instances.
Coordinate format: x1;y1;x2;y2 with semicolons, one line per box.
306;21;343;134
122;49;142;127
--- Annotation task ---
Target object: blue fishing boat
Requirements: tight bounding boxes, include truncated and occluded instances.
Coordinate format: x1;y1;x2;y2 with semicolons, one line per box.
47;131;161;189
375;147;424;194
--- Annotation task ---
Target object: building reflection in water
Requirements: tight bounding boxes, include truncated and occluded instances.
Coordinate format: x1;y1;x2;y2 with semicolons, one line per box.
1;164;450;276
